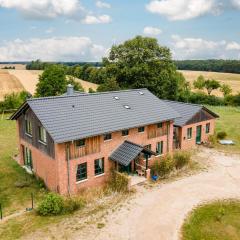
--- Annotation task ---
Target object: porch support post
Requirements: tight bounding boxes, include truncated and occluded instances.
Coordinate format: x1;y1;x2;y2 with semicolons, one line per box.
146;154;149;169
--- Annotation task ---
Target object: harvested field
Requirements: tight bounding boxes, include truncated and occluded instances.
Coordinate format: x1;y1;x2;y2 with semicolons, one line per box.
179;70;240;96
0;64;26;70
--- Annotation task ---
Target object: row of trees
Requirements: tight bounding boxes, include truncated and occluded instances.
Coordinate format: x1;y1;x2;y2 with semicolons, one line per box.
175;59;240;74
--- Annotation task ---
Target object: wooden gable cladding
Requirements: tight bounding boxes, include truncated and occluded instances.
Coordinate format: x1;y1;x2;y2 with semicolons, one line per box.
186;108;215;125
68;136;101;159
147;122;168;139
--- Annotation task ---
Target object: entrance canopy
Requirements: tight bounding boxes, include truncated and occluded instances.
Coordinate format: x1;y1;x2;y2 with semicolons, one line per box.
109;140;156;167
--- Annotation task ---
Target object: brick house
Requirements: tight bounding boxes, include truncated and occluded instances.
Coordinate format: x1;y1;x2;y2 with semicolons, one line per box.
162;100;219;150
10;87;218;195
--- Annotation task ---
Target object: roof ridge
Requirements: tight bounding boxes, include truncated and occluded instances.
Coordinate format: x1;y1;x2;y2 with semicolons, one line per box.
162;99;203;108
27;88;148;102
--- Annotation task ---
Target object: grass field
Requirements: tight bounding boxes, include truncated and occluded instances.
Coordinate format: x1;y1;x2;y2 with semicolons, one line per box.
182;200;240;240
180;70;240;97
208;106;240;153
0;70;99;100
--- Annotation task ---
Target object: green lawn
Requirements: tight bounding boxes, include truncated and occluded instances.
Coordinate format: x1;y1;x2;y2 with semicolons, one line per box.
0;114;47;216
207;106;240;153
182;200;240;240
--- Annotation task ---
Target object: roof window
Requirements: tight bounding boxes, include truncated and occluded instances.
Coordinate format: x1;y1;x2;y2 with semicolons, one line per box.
113;96;120;100
124;105;131;109
138;91;144;95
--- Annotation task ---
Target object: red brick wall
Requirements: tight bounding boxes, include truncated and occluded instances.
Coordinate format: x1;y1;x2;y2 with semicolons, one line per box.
55;121;174;195
179;119;215;150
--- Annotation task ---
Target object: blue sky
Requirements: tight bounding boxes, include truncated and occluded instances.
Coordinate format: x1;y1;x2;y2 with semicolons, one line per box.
0;0;240;61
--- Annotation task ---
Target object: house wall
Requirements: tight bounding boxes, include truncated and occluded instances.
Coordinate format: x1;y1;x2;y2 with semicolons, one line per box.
55;121;174;195
179;119;215;150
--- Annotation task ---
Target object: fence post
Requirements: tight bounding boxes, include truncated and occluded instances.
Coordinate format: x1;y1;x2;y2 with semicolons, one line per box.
0;203;2;220
31;193;34;209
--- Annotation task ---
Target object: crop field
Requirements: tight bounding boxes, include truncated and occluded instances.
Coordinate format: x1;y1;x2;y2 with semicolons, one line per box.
0;70;99;100
179;70;240;97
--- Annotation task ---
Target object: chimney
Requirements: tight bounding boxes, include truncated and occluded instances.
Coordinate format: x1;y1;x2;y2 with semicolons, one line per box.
67;84;74;95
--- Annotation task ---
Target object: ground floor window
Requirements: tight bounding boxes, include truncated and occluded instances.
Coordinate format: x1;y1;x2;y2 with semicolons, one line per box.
76;163;87;182
156;141;163;155
95;158;104;176
206;123;210;134
24;146;32;169
187;127;192;139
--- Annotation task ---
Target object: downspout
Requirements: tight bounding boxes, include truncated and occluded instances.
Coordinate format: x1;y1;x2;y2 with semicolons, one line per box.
167;121;170;152
66;143;71;196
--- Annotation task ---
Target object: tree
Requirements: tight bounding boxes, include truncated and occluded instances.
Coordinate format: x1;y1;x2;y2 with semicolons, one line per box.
97;77;120;92
67;76;84;92
193;75;205;90
204;79;221;95
35;65;67;97
220;84;232;97
102;36;184;100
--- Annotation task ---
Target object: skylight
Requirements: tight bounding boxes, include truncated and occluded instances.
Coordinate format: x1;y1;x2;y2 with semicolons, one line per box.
113;96;120;100
138;91;144;95
124;105;131;109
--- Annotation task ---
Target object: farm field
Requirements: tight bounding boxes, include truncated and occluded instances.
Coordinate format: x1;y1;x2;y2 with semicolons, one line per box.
0;64;26;70
180;70;240;97
0;70;99;100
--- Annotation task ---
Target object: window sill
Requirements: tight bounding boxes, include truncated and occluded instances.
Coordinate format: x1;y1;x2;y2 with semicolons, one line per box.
76;178;88;184
95;173;105;178
38;140;47;146
104;139;112;142
156;154;163;157
25;133;32;138
138;132;144;134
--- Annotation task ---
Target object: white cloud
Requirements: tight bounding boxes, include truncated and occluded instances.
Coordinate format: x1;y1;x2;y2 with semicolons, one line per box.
171;35;235;59
0;36;107;62
96;1;111;8
226;41;240;50
146;0;219;20
143;26;162;36
0;0;86;20
82;14;111;24
45;28;55;34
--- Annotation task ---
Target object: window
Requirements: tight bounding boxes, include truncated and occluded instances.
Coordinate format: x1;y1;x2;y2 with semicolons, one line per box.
187;127;192;139
25;118;32;135
145;144;151;150
76;139;85;147
38;126;47;143
104;133;112;141
24;146;32;169
76;163;87;182
122;129;129;136
156;141;163;155
124;105;131;109
95;158;104;176
206;123;210;134
157;122;163;128
138;126;145;133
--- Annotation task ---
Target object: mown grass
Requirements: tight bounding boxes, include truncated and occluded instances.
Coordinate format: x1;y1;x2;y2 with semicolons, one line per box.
0;114;47;216
207;106;240;153
182;200;240;240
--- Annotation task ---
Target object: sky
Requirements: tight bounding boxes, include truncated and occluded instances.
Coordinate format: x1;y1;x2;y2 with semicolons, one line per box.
0;0;240;62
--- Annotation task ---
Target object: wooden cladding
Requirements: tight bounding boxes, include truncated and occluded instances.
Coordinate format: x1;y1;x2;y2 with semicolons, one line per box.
186;109;215;125
147;123;168;139
68;136;101;159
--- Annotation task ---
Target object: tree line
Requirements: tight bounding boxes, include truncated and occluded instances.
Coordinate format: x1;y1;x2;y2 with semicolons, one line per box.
175;60;240;74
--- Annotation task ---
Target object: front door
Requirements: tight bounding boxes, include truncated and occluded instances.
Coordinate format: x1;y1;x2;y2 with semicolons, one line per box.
196;125;202;144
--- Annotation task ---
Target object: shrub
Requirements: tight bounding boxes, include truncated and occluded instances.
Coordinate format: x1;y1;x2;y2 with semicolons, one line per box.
208;134;217;147
151;155;174;178
37;193;64;216
173;151;191;169
217;131;227;139
63;198;85;213
108;170;130;192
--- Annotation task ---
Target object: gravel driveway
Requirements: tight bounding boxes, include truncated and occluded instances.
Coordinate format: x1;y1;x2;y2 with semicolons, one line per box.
80;148;240;240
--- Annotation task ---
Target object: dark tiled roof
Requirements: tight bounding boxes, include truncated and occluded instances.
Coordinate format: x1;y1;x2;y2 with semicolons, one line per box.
11;89;180;143
109;140;155;166
162;100;218;126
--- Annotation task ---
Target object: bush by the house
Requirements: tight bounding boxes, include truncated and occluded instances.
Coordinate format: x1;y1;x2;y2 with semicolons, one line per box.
217;131;227;139
108;170;130;192
63;198;85;213
208;134;217;147
173;151;191;169
37;193;64;216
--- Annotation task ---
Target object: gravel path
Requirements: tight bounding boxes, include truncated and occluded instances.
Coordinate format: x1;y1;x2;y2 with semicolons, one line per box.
78;148;240;240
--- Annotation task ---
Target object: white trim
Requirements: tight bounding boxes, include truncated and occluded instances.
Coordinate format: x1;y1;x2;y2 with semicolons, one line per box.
104;138;112;142
38;140;47;146
76;178;88;184
94;173;105;178
25;133;32;138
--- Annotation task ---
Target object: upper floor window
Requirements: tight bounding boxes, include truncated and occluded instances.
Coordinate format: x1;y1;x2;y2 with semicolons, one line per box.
38;126;47;144
187;127;192;139
76;162;87;182
138;126;145;133
157;122;163;128
206;123;210;134
76;139;85;147
104;133;112;141
122;129;129;136
95;158;104;176
25;118;32;136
